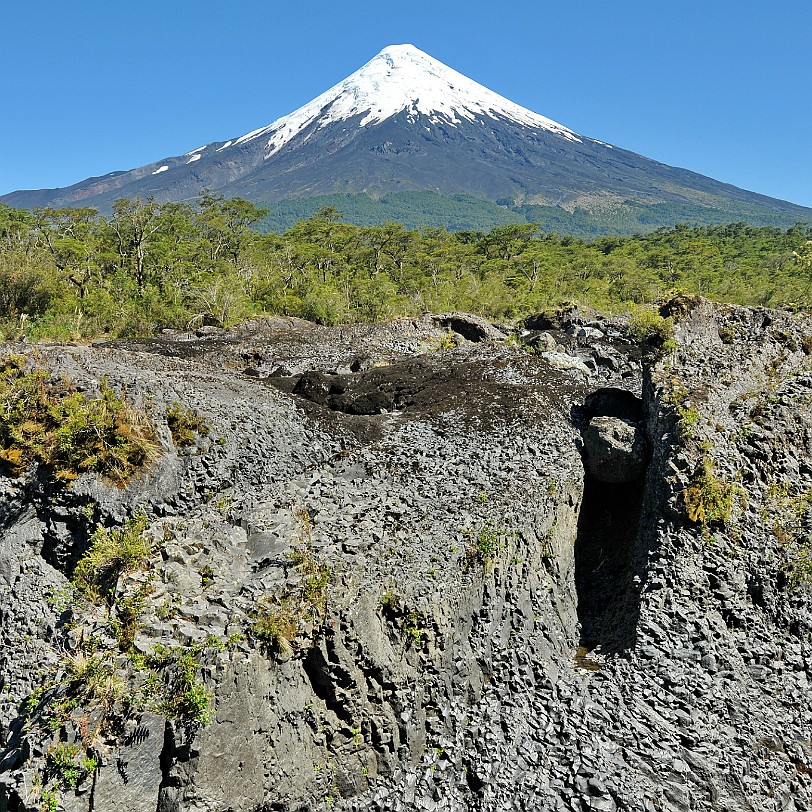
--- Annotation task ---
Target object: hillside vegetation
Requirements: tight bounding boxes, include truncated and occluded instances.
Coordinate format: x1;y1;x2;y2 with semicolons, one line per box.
258;191;812;236
1;194;811;341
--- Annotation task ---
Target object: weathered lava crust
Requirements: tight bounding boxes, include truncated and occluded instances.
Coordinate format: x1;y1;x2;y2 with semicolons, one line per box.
1;303;811;812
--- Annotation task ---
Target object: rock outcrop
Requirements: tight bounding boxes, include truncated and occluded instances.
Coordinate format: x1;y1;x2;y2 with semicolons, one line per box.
582;415;647;483
1;303;811;812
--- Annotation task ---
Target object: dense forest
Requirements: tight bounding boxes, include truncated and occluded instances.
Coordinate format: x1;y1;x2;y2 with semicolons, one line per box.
1;194;811;341
258;191;812;236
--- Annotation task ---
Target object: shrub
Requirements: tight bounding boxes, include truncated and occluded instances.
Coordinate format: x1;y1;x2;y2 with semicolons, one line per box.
628;309;677;359
46;742;97;789
39;788;59;812
379;590;399;611
62;651;125;715
252;598;299;656
73;512;152;604
146;645;212;726
111;579;153;651
676;404;700;438
166;402;209;447
663;385;701;439
0;356;158;484
684;458;737;525
430;330;459;351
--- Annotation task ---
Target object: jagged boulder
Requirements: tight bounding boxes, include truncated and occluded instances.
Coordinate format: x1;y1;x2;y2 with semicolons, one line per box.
429;312;506;342
582;416;647;482
539;350;592;377
584;387;644;422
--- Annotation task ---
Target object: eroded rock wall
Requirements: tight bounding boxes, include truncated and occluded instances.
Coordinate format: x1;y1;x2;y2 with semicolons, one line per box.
0;305;810;812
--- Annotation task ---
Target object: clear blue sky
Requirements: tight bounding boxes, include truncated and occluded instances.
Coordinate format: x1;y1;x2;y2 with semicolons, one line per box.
2;0;811;207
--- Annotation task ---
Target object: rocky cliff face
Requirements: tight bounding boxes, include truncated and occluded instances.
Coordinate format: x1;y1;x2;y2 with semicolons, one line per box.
0;302;810;812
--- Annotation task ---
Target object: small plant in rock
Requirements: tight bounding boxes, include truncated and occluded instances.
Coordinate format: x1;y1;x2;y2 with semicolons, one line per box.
39;787;59;812
683;458;737;526
403;609;426;644
300;558;331;620
675;404;700;439
110;578;154;651
63;651;125;714
764;479;812;587
253;511;331;657
156;595;180;620
0;356;158;485
165;401;209;447
465;521;502;569
379;590;399;611
22;651;124;766
45;742;97;790
430;330;459;352
46;584;77;613
145;644;213;727
24;686;46;715
718;325;737;344
213;495;233;519
628;309;677;359
540;524;557;559
73;511;152;605
791;548;812;586
252;598;300;656
662;382;702;439
378;592;427;646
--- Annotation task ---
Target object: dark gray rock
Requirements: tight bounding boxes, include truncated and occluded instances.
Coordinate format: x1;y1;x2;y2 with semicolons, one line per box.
429;313;506;343
92;714;165;812
1;303;812;812
582;416;647;482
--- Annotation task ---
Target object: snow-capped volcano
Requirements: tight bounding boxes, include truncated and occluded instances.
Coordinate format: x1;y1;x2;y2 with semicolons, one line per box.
3;43;811;229
232;44;581;159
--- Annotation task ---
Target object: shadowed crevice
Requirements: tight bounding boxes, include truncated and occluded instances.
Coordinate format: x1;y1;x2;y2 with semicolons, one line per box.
575;476;644;654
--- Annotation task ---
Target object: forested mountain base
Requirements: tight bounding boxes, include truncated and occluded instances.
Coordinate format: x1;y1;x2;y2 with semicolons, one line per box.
257;191;812;237
1;195;811;343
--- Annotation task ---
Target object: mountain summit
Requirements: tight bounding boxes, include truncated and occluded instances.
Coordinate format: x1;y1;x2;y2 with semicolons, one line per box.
3;44;811;229
233;43;582;154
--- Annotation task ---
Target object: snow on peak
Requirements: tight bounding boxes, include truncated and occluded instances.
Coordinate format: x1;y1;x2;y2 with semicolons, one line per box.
231;44;581;157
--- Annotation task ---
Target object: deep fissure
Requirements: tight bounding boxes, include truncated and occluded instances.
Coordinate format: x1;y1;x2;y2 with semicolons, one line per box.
573;387;648;655
575;476;644;653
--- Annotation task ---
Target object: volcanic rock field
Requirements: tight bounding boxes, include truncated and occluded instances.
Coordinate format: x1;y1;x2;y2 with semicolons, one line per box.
1;299;811;811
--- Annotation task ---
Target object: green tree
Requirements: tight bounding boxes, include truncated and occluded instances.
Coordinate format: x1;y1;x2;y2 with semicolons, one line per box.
109;198;162;292
33;207;104;299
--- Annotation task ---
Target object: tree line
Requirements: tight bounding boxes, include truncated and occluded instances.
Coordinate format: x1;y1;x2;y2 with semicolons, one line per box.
1;194;811;341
